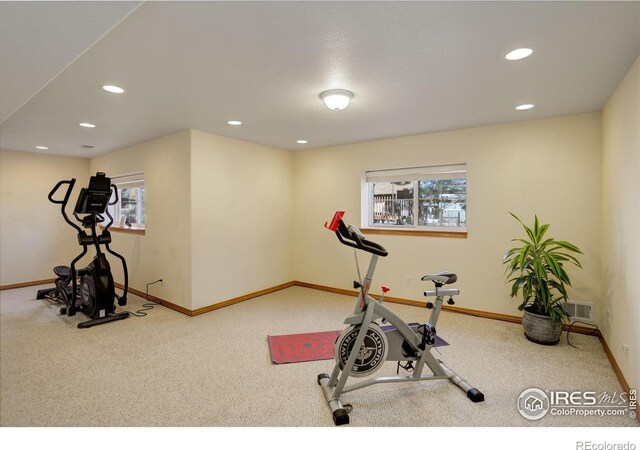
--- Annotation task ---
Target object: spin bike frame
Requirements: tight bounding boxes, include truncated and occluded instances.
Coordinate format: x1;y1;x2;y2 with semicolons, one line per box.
318;211;483;424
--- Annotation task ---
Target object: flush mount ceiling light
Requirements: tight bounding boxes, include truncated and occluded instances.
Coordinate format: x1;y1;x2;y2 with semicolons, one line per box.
505;48;533;61
320;89;353;111
296;140;308;144
227;120;242;126
102;85;125;94
35;146;48;150
515;104;535;111
79;122;96;128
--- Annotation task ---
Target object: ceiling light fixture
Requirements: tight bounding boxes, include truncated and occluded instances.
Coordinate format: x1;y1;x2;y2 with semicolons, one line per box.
227;120;242;126
296;140;308;144
505;48;533;61
102;85;125;94
79;122;96;128
320;89;353;111
515;104;535;111
35;146;48;150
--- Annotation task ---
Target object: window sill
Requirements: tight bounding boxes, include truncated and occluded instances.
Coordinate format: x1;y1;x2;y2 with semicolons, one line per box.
361;228;467;238
100;225;145;235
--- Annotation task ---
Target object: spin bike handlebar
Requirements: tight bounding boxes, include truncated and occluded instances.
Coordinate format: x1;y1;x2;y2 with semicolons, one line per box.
325;211;388;257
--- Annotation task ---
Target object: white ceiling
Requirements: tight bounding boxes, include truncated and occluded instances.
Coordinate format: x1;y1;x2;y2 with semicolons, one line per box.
1;1;639;158
0;1;141;123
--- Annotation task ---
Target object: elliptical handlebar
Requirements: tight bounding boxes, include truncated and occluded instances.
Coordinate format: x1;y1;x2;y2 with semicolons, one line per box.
48;178;76;205
102;184;119;230
48;178;83;234
48;175;120;232
109;184;119;206
325;211;388;257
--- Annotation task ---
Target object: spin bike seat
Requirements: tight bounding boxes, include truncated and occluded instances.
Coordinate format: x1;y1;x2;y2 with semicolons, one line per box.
53;266;71;278
421;272;457;285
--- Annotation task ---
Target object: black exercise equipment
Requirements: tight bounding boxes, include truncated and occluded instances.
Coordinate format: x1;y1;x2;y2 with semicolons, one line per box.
37;172;130;328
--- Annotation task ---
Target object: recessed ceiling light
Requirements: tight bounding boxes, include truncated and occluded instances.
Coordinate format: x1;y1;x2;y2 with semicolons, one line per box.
515;104;535;111
296;140;308;144
227;120;242;126
79;122;96;128
102;85;125;94
35;146;48;150
505;48;533;61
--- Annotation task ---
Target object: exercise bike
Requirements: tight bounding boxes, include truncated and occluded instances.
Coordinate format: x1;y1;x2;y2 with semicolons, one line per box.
317;211;484;425
36;172;130;329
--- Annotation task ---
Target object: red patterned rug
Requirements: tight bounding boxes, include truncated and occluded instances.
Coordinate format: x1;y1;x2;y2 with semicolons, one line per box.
268;326;448;364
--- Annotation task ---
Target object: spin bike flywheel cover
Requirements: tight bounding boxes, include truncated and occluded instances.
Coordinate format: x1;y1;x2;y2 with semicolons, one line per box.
335;324;389;377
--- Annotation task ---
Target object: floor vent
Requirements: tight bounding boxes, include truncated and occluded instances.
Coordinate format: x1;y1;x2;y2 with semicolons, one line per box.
563;301;594;322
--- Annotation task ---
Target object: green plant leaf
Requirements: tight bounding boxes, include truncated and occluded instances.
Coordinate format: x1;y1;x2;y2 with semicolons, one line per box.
538;223;550;242
518;244;531;269
543;250;562;279
553;240;583;254
548;249;583;268
509;212;526;228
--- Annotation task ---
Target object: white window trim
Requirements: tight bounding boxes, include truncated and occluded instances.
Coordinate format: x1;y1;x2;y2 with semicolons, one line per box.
109;173;145;229
362;163;467;232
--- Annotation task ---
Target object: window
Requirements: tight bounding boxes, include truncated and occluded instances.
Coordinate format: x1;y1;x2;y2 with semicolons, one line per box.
108;173;145;229
364;164;466;232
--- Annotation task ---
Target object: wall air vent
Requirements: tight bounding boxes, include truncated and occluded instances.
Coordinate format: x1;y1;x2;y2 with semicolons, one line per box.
563;301;594;322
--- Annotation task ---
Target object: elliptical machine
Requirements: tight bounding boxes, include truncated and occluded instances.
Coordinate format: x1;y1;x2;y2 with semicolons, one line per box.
317;211;484;425
36;172;130;329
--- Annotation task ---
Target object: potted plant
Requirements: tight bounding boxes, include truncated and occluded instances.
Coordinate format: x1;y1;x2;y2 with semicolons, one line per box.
503;213;583;345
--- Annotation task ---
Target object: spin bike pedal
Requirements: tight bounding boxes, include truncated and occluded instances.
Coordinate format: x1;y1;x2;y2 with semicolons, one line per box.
417;323;436;348
401;340;417;358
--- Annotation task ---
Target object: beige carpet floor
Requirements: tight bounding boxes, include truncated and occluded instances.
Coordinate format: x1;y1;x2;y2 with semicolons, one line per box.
0;285;636;427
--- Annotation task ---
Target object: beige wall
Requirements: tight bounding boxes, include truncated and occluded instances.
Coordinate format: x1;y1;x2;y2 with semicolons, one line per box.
602;56;640;390
2;97;634;391
90;131;192;309
293;113;603;321
190;130;293;309
0;149;90;285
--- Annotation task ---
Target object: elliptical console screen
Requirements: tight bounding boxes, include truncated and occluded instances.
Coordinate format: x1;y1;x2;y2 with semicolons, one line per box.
73;173;112;214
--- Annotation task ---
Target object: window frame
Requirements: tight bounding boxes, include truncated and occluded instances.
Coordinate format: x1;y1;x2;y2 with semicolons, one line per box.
107;173;145;231
363;164;467;236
